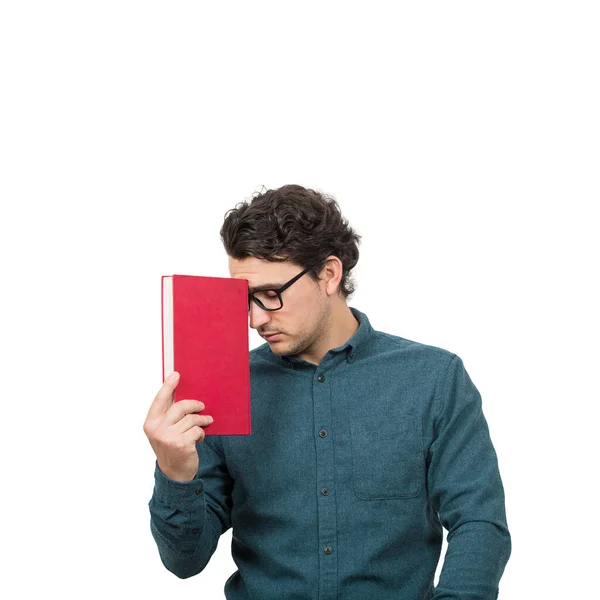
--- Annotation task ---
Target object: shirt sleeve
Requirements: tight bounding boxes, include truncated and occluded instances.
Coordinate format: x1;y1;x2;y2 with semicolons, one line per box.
148;435;233;579
428;355;511;599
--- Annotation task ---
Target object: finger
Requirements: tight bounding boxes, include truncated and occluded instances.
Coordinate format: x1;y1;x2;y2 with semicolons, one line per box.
164;399;206;426
182;425;206;444
146;371;180;420
176;413;214;433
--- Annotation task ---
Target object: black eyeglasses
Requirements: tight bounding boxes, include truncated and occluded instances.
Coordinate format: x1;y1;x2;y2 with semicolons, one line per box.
248;266;312;311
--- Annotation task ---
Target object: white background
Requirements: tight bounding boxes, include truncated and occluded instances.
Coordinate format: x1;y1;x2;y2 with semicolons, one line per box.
1;2;598;598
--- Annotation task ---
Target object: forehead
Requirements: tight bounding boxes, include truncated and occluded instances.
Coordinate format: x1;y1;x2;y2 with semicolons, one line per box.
228;256;301;287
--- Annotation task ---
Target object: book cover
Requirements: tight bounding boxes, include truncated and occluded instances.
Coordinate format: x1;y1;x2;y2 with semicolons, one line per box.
162;274;251;436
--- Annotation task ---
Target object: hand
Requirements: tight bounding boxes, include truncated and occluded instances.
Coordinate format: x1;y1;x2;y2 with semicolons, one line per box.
143;371;214;482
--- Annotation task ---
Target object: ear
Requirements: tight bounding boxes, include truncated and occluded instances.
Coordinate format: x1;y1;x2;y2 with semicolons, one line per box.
320;256;344;297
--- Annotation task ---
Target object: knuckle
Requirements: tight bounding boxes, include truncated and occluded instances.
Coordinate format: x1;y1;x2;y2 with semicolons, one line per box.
174;438;186;451
144;423;157;441
168;405;185;421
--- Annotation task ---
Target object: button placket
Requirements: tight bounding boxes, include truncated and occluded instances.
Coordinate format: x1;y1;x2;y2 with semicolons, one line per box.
312;362;337;588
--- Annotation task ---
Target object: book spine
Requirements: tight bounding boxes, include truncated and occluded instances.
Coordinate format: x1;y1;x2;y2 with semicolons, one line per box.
161;275;166;382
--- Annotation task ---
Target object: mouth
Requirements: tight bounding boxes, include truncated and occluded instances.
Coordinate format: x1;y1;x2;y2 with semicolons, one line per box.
262;332;283;342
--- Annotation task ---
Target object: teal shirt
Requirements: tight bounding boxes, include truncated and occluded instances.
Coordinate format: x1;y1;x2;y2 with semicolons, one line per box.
149;308;511;599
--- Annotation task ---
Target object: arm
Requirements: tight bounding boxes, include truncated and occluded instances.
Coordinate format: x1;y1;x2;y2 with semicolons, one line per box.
428;355;511;599
149;435;233;579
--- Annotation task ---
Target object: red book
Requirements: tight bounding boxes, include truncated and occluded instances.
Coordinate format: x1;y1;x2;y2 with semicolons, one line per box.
161;274;251;436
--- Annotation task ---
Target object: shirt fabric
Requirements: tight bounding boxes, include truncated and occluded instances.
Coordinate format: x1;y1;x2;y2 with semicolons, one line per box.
149;308;511;599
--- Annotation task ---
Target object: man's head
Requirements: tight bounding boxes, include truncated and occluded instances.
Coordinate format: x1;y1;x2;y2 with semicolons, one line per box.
220;184;361;358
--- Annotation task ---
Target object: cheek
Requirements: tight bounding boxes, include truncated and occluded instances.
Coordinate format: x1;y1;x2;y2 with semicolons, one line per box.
282;288;321;330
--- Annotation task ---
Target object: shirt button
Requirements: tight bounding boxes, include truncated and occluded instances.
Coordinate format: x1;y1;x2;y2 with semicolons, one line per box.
321;488;330;496
319;429;328;438
324;546;333;555
317;374;325;383
195;485;204;495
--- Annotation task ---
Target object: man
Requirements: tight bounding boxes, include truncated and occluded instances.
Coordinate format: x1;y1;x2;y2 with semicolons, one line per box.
144;184;511;599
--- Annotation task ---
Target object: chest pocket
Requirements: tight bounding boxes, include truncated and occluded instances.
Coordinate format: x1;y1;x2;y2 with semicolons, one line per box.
350;410;424;500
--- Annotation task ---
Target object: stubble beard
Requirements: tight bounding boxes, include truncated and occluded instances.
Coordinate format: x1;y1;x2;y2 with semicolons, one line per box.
275;303;332;359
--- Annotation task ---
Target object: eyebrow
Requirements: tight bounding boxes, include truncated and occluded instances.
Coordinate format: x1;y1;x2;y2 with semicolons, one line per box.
248;283;283;293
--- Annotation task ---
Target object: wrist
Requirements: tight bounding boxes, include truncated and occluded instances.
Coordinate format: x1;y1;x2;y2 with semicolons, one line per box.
157;460;196;483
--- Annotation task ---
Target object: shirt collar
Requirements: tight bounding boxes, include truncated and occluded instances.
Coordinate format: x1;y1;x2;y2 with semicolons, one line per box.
275;307;373;368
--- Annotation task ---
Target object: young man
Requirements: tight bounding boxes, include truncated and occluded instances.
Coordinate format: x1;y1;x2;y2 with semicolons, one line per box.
144;185;511;599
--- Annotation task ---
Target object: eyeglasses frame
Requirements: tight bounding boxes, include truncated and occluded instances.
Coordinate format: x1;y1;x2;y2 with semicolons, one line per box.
248;266;312;311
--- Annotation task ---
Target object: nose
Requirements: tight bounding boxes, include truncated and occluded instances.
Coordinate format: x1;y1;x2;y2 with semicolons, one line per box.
248;299;271;330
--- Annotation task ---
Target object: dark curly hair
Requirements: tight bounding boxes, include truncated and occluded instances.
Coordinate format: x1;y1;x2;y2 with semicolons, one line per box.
220;184;361;298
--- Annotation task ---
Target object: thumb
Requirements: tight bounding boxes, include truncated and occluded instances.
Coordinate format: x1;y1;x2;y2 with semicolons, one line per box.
147;371;179;420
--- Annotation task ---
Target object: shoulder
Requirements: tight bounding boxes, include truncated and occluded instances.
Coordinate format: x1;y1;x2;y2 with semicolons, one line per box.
365;330;468;407
369;328;458;371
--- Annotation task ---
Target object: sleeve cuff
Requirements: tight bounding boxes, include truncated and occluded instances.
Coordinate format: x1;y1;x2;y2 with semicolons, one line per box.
153;461;207;512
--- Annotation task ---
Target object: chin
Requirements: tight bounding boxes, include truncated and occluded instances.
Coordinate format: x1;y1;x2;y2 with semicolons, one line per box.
269;343;291;355
270;339;302;357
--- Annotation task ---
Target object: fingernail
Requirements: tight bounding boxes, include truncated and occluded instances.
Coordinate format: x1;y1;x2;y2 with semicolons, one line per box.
168;371;179;382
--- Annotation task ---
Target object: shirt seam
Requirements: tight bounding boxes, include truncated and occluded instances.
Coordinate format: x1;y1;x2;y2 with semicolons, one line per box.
433;353;459;427
375;331;454;357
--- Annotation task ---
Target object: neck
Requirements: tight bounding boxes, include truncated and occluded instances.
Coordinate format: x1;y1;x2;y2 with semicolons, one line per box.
297;302;359;365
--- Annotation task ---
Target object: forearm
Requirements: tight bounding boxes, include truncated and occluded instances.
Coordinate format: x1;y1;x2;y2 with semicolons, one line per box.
148;463;222;579
433;520;511;599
